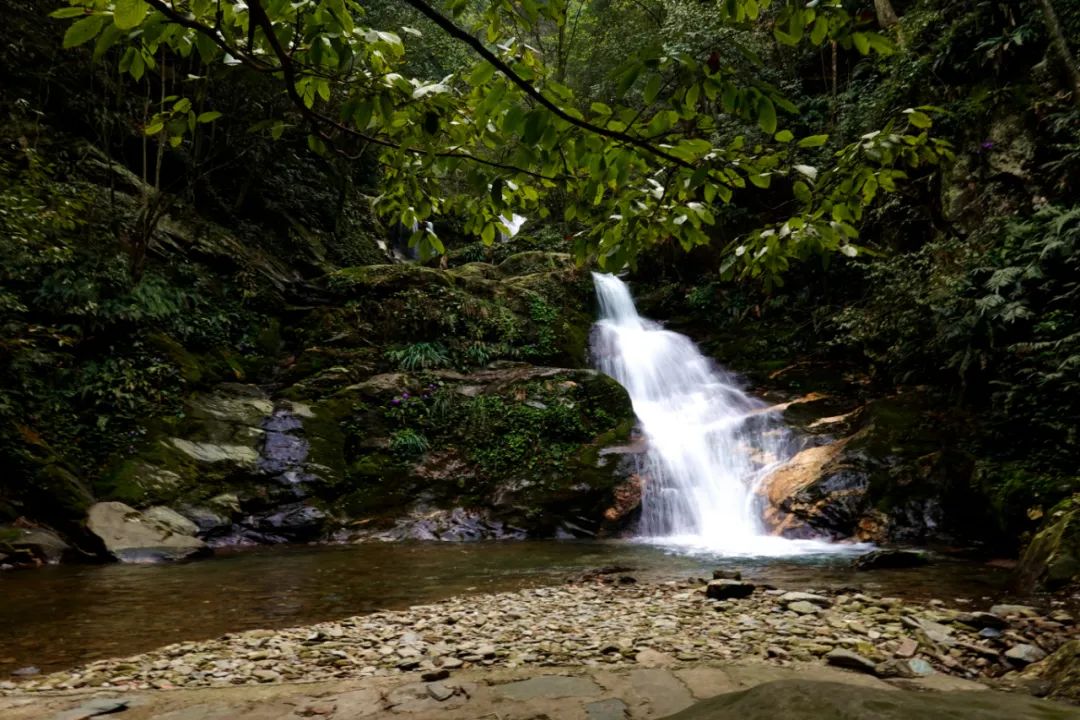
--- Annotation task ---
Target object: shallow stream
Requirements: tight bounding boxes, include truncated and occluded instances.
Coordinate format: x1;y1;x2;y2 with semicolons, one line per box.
0;540;1025;677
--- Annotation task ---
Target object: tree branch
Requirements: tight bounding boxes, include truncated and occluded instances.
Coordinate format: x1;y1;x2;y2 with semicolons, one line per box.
397;0;701;172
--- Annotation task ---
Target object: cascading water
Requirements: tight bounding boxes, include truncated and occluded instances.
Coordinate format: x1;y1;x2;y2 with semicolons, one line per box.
591;273;854;556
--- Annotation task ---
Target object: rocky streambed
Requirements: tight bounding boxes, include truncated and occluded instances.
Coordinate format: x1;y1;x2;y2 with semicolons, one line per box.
5;576;1076;704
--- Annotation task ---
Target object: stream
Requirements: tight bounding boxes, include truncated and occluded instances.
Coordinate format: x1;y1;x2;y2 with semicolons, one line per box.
0;540;1022;677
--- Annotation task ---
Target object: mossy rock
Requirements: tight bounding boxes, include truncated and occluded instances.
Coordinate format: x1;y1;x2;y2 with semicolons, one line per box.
498;251;574;277
329;264;453;296
1018;494;1080;591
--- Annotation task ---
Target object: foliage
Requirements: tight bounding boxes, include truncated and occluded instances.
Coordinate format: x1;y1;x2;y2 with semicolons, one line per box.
49;0;952;282
385;341;452;370
389;428;430;457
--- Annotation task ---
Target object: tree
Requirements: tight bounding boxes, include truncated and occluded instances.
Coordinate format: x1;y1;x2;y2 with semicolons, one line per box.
51;0;953;283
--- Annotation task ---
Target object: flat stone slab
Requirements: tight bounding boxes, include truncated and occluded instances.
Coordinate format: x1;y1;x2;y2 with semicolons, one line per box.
2;662;1075;720
495;675;603;700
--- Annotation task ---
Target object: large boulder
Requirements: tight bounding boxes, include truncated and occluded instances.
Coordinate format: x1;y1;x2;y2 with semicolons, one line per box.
1017;495;1080;591
662;679;1077;720
1020;640;1080;705
759;393;977;544
86;502;208;563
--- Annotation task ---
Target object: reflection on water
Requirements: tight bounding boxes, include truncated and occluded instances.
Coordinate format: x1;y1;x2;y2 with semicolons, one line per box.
0;541;1019;676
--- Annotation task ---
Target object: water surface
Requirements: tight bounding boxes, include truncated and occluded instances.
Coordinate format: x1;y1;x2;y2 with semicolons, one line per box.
0;540;1020;677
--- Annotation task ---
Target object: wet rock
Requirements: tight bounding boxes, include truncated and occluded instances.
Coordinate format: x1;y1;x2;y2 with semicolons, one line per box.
955;611;1008;631
2;527;69;565
53;697;131;720
788;601;822;615
86;502;208;563
824;649;878;674
895;638;918;658
706;580;755;600
1017;495;1080;592
142;506;200;537
426;682;455;701
1005;644;1048;666
779;591;832;608
1019;640;1080;704
247;503;326;541
990;604;1039;619
852;549;929;571
712;569;742;581
876;658;935;678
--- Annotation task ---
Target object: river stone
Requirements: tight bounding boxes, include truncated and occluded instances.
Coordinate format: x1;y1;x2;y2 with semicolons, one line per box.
779;591;832;608
1006;644;1048;665
955;611;1009;630
86;502;208;563
706;580;755;600
877;658;935;678
825;649;878;674
788;601;822;615
53;698;132;720
990;604;1039;618
586;698;629;720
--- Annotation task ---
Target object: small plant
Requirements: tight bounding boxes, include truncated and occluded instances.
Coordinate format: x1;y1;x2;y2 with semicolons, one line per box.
385;342;451;370
389;428;430;458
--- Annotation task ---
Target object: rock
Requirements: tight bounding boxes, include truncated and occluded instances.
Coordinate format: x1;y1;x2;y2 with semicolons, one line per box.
1019;640;1080;704
252;669;281;682
706;580;755;600
712;569;742;580
422;669;450;681
426;682;455;701
979;627;1003;639
876;658;935;678
779;591;832;608
86;502;208;563
1017;495;1080;592
52;698;131;720
990;604;1039;618
142;506;200;537
586;698;630;720
852;549;929;571
824;649;878;674
663;678;1077;719
3;527;69;564
788;601;822;615
895;638;918;658
955;611;1008;631
11;666;39;676
1005;644;1048;666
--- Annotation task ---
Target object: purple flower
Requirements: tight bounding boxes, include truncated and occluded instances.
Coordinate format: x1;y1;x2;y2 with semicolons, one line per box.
980;141;994;151
391;399;401;406
402;392;410;399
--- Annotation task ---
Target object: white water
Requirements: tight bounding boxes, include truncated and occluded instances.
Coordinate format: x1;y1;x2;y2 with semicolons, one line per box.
591;273;863;557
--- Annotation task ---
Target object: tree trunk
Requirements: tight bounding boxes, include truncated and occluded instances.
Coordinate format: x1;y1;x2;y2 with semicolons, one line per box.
873;0;899;28
1035;0;1080;107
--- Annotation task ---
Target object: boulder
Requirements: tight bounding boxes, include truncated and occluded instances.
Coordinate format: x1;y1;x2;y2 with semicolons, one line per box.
705;580;756;600
1020;640;1080;704
1017;494;1080;592
86;502;208;563
1005;644;1048;666
662;679;1074;719
1;527;70;564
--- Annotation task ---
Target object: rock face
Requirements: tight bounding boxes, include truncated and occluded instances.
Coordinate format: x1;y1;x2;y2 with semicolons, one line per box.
86;502;207;563
759;393;977;544
1017;494;1080;592
1021;640;1080;704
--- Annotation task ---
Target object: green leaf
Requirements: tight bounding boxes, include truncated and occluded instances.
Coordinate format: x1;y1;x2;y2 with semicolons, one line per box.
774;130;794;143
797;134;829;148
197;111;222;124
114;0;148;31
851;32;870;55
757;97;777;135
906;111;932;129
63;15;107;48
50;7;89;18
810;17;828;45
644;74;662;104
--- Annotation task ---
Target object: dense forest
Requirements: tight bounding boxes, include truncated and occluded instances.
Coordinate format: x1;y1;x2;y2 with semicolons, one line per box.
1;0;1078;588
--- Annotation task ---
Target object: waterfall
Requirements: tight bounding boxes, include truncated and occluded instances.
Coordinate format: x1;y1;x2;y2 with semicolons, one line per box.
591;273;849;555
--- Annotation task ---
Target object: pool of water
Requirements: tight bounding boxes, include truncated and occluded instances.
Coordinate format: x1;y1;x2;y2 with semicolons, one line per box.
0;540;1023;677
